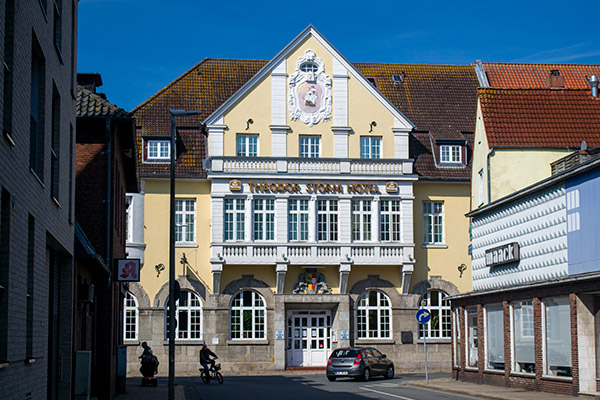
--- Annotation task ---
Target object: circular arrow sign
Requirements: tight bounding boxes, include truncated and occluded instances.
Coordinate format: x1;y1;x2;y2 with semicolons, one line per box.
416;308;431;324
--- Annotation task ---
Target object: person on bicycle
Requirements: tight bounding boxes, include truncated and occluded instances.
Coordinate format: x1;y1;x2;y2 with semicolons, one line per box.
199;343;217;376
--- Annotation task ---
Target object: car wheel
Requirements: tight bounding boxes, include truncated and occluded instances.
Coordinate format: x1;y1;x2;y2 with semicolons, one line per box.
327;376;336;382
384;365;394;379
362;368;370;381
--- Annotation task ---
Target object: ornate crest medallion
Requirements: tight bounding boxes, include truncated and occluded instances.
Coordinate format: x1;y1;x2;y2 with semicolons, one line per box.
293;268;331;295
289;50;332;127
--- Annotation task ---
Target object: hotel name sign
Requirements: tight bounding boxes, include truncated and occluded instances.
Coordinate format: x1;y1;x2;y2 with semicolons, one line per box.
229;180;398;194
485;242;520;268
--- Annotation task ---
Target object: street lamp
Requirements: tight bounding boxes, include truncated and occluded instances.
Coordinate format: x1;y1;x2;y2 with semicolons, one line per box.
168;109;201;400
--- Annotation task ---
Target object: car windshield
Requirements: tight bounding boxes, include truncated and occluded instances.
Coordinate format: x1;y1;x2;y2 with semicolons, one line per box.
331;349;360;358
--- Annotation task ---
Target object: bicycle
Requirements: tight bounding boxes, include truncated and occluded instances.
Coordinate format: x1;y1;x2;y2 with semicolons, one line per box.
200;362;223;384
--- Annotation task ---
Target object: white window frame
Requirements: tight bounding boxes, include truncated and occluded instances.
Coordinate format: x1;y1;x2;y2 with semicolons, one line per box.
253;198;275;241
423;201;444;244
224;198;245;241
352;199;372;242
357;290;391;339
165;290;203;341
465;307;478;368
175;199;196;244
453;308;461;367
484;303;505;371
543;296;572;378
419;290;451;339
230;290;266;340
288;199;309;241
123;292;138;341
300;62;318;72
440;144;461;163
380;199;401;242
237;134;258;157
512;300;535;374
299;136;320;158
317;199;338;242
360;137;381;159
146;139;171;161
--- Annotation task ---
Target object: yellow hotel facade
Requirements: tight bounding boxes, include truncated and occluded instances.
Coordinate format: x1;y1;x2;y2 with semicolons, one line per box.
124;26;475;374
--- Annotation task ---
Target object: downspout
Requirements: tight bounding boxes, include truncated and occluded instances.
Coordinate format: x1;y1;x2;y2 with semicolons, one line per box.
105;118;112;280
486;146;494;204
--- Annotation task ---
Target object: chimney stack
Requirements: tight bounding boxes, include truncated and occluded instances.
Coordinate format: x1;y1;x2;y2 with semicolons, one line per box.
546;70;565;89
590;75;599;98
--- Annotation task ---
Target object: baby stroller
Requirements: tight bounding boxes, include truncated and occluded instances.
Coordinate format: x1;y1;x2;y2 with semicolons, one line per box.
140;353;159;387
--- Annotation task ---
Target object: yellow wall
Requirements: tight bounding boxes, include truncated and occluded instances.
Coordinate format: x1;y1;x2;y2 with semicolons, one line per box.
141;180;213;304
412;182;472;293
346;265;403;294
222;35;397;159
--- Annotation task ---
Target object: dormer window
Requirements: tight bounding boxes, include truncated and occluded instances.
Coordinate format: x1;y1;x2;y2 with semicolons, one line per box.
440;145;461;163
300;63;318;73
145;138;171;162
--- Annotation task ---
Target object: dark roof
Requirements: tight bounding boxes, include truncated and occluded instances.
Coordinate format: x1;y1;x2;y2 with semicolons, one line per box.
479;88;600;147
133;59;478;179
482;63;600;89
76;87;129;118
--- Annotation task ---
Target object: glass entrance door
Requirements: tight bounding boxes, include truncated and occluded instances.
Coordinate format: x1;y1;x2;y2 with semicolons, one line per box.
286;311;331;367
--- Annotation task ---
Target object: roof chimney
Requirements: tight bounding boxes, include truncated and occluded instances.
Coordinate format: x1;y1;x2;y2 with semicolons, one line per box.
76;73;103;93
590;75;599;98
546;69;565;89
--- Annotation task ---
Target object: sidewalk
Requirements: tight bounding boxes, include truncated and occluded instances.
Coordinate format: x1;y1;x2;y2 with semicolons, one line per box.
407;378;578;400
112;377;186;400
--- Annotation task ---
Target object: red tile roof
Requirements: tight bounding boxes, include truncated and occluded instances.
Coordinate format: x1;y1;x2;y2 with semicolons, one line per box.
483;63;600;89
479;88;600;147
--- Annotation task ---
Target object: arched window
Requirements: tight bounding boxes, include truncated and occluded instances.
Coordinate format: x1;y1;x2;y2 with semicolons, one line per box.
418;290;451;339
230;290;266;339
300;62;318;73
165;290;202;340
357;290;391;339
123;291;139;341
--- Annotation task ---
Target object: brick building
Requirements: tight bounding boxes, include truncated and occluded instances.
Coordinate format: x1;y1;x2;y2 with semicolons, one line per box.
74;73;139;399
0;0;78;398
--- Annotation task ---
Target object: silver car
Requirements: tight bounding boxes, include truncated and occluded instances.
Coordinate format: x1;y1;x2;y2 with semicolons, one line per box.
326;347;394;381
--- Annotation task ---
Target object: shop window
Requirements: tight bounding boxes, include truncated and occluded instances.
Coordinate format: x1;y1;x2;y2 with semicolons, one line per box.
124;292;139;341
419;290;451;339
165;290;202;340
544;297;571;377
453;308;461;367
485;304;504;370
512;300;534;373
466;307;478;368
357;290;391;339
230;290;266;340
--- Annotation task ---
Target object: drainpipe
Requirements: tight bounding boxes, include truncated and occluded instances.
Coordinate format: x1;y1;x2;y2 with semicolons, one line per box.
105;118;112;276
486;147;494;204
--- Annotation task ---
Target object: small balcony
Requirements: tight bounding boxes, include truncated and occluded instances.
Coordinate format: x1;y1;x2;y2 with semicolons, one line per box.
206;156;413;176
211;242;413;266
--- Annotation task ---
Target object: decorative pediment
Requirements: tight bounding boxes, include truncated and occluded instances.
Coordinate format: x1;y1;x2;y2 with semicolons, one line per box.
289;50;332;127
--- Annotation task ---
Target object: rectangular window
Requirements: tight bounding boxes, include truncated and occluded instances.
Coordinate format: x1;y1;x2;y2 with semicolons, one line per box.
253;199;274;241
288;199;309;241
544;297;571;377
360;137;381;159
50;84;60;201
175;199;195;243
423;201;443;244
486;304;504;370
26;215;35;359
236;134;258;157
3;0;15;140
466;307;478;368
512;300;534;373
441;145;461;163
352;200;372;241
300;136;320;158
0;188;11;362
30;37;46;179
146;139;170;161
53;1;62;58
224;198;245;241
317;199;338;241
380;200;401;241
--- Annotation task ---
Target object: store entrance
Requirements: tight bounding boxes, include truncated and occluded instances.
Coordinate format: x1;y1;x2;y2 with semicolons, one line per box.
286;311;331;367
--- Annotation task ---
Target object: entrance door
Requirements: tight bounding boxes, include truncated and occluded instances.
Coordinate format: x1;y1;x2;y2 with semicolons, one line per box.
286;311;331;367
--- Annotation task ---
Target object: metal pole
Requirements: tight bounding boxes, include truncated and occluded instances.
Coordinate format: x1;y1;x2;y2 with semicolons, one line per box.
424;333;428;384
168;114;176;400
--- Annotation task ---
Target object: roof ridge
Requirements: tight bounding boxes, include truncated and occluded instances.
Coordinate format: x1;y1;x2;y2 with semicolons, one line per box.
483;62;600;67
479;87;592;92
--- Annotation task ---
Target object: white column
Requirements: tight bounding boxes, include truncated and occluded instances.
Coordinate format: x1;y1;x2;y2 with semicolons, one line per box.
338;196;352;243
211;195;224;244
333;58;348;127
393;127;410;159
271;126;289;158
275;197;288;243
332;127;350;159
401;198;414;244
372;197;380;241
208;115;225;158
272;59;287;126
245;195;253;241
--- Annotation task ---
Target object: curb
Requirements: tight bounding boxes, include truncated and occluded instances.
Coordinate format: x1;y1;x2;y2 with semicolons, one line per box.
407;381;504;400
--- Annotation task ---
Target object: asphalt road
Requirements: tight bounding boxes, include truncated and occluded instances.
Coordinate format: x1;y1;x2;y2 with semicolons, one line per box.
180;373;478;400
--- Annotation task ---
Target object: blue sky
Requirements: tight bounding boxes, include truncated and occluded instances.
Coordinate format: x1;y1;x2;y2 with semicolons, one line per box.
78;0;600;111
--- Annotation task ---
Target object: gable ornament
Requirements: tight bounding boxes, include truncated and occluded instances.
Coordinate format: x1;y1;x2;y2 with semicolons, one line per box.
293;268;331;294
288;50;332;127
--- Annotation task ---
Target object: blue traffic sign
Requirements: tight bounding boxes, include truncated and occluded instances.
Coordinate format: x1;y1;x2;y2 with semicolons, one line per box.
416;308;431;324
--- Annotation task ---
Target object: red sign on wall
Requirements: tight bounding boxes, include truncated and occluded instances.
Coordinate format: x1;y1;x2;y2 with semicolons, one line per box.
116;259;141;282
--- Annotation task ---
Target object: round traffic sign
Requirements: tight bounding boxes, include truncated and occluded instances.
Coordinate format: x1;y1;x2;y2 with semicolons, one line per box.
416;308;431;324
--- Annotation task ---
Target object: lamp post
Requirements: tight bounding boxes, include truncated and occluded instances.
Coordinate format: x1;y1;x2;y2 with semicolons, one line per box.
168;109;201;400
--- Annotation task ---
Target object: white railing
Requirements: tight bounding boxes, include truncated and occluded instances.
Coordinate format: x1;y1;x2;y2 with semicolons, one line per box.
209;157;411;175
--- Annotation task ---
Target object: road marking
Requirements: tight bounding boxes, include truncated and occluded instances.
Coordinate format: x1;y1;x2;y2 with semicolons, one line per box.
361;386;416;400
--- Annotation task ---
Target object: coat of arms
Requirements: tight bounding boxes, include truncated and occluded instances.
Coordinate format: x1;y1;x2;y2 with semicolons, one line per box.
289;50;332;127
293;269;331;294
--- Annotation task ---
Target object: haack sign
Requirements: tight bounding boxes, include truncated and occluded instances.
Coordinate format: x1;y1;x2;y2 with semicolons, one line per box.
485;243;520;268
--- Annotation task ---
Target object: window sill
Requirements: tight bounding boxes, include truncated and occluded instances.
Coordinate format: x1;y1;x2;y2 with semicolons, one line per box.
355;339;395;345
417;338;451;344
124;340;140;346
0;362;8;369
542;374;572;382
464;366;478;371
227;339;269;346
422;243;448;249
162;340;205;346
52;197;61;209
54;43;64;65
176;243;198;248
30;169;45;188
483;368;504;375
510;371;535;378
25;358;36;365
143;159;170;164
